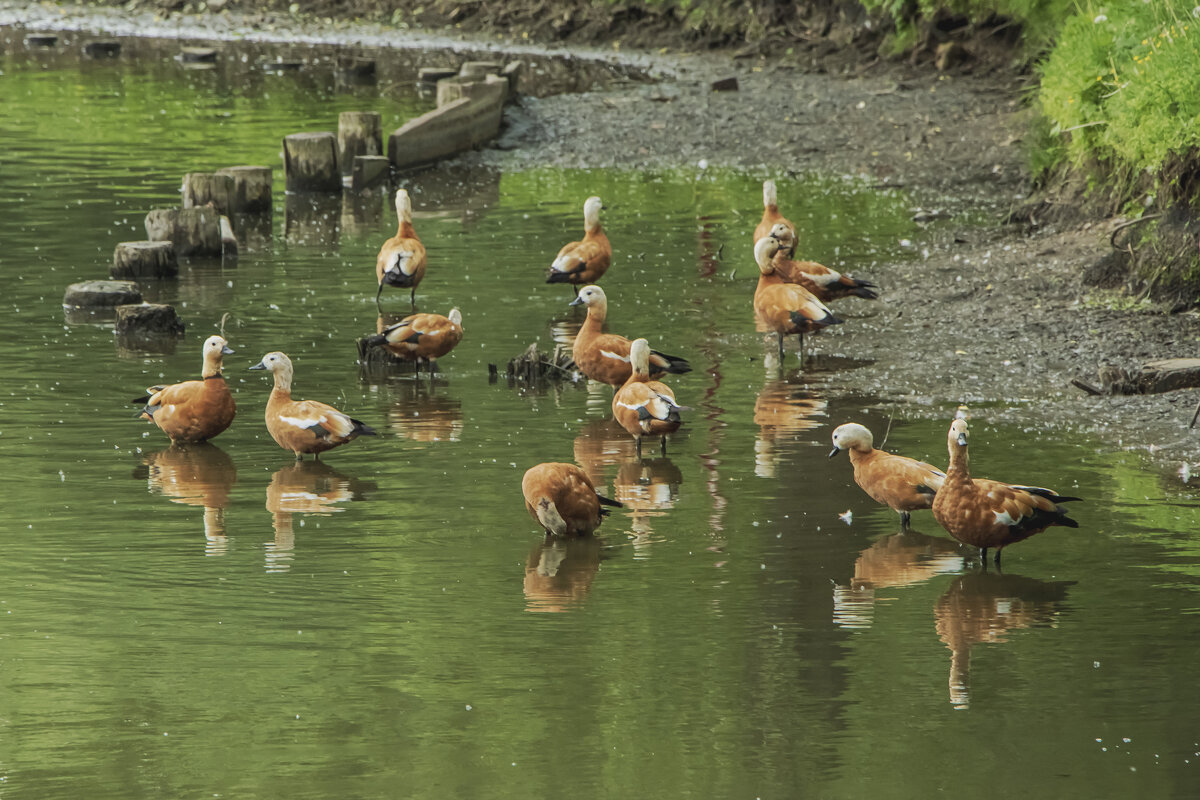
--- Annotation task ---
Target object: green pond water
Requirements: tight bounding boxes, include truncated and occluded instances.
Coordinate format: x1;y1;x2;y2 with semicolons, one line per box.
2;27;1200;800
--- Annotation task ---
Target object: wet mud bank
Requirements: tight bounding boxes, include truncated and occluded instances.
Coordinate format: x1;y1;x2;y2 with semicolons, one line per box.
6;1;1200;480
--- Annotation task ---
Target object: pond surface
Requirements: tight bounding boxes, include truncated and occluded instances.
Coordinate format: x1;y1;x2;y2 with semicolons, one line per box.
2;27;1200;800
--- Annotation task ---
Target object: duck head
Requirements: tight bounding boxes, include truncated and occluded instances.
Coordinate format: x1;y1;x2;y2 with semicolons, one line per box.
829;422;873;458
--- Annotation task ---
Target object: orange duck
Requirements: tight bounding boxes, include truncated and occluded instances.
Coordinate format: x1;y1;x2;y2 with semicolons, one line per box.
522;462;621;537
364;308;463;376
569;284;690;386
931;417;1081;566
753;235;843;360
767;223;879;302
249;351;377;460
612;338;686;456
829;422;946;528
375;188;427;305
752;179;796;256
133;334;236;444
546;196;611;292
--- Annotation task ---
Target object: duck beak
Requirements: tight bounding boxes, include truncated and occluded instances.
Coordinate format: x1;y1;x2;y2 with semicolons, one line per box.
828;445;841;459
222;345;235;355
248;360;266;371
568;296;584;306
956;433;968;446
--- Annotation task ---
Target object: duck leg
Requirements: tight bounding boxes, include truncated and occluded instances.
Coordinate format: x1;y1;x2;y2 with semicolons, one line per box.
777;332;785;362
409;286;417;308
660;436;667;456
635;436;643;457
375;282;385;305
899;511;911;529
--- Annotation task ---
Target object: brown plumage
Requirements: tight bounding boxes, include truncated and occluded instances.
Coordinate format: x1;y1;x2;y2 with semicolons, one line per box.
931;417;1080;566
752;179;796;256
546;196;611;290
753;235;843;361
522;462;621;537
364;308;463;376
376;188;427;305
612;338;685;456
767;223;879;302
249;351;377;460
829;422;946;528
569;285;690;386
133;335;237;444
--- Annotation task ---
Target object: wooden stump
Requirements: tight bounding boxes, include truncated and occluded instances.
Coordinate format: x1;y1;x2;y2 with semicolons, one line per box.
64;280;143;309
220;216;238;262
459;61;502;80
182;172;235;215
338;112;383;177
503;342;577;384
215;166;273;214
145;208;223;257
283;132;340;193
83;40;121;58
115;303;186;337
351;155;390;192
111;241;178;279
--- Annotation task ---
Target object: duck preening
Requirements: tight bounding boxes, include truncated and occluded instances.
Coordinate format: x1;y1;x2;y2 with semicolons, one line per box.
546;196;611;291
249;351;377;460
931;417;1081;566
569;284;691;386
753;179;796;257
612;338;686;456
376;188;427;305
767;223;879;302
133;334;236;444
829;422;946;528
522;462;622;536
753;235;843;360
365;308;463;376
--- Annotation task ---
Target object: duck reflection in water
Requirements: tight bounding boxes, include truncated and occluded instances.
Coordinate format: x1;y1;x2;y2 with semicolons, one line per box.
753;366;827;478
615;457;682;549
264;460;373;572
523;535;605;613
385;380;464;443
833;529;968;630
935;570;1074;709
573;418;637;487
137;443;236;556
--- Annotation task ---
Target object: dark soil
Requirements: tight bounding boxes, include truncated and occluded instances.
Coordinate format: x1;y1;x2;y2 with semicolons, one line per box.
7;0;1200;481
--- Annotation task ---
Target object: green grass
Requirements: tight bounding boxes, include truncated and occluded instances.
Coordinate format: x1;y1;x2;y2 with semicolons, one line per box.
1036;0;1200;209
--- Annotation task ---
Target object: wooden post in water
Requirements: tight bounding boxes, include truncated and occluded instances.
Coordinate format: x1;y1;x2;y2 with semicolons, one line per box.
283;132;340;192
352;155;390;192
115;303;186;337
182;172;235;215
111;241;178;279
338;112;383;177
216;166;273;214
145;208;223;257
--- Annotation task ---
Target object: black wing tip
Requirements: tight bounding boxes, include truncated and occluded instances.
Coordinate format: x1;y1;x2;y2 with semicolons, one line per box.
384;272;417;288
823;312;845;326
597;493;623;508
131;394;151;404
854;287;881;300
363;334;388;348
352;419;379;437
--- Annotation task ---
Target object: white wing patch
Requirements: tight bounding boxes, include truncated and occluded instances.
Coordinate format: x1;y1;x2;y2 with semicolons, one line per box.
993;509;1018;527
600;349;631;363
280;413;326;430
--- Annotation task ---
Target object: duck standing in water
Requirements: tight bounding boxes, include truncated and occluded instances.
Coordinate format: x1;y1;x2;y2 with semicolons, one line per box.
829;422;946;528
133;334;236;444
376;188;427;305
753;235;842;361
569;284;690;386
546;196;611;293
612;338;686;456
521;462;621;537
365;308;463;376
249;352;377;460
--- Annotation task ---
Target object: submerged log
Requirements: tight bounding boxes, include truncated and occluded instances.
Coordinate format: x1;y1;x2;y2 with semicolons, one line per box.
502;342;577;384
215;166;273;214
115;303;186;337
145;207;223;257
338;112;383;177
111;241;178;279
182;172;235;215
283;132;340;193
64;280;143;310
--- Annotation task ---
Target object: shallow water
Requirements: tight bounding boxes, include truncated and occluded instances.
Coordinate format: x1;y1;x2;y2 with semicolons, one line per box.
2;28;1200;800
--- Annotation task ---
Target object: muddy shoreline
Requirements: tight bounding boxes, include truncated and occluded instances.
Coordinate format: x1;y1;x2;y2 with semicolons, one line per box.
7;1;1200;481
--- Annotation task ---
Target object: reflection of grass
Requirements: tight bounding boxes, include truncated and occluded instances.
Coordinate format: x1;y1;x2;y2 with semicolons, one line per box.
1036;0;1200;209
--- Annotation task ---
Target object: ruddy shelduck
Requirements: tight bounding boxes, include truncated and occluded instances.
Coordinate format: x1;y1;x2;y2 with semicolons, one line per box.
249;351;377;460
931;417;1080;566
767;223;879;302
522;462;621;537
133;334;236;444
829;422;946;528
569;284;690;386
612;338;686;456
752;179;796;256
365;308;463;376
546;196;611;291
376;188;426;305
753;235;843;360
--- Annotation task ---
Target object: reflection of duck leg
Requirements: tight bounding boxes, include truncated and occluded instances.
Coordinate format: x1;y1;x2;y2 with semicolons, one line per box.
266;512;295;573
203;507;228;557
